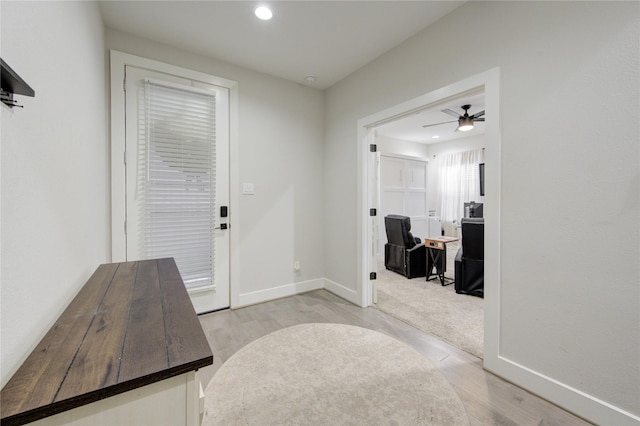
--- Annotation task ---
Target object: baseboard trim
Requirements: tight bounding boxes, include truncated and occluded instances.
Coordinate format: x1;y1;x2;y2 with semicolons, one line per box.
323;279;360;306
236;278;324;309
485;355;640;426
235;278;360;310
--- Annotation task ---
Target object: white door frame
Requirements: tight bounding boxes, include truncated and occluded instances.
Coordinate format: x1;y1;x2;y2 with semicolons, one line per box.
356;68;501;366
109;50;240;308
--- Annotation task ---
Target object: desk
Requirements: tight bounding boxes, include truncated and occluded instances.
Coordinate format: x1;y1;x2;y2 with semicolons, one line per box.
0;258;213;426
425;237;459;286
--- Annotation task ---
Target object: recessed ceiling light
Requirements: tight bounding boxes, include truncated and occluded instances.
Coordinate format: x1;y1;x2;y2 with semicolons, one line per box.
432;135;440;139
255;6;273;20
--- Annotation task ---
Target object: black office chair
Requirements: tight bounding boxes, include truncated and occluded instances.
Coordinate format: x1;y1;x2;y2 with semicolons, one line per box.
384;215;426;279
454;218;484;297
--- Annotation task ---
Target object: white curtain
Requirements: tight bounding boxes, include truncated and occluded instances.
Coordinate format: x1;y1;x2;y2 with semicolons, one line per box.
438;148;484;225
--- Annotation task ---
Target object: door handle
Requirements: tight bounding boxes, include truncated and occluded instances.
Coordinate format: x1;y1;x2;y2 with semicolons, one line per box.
215;223;228;230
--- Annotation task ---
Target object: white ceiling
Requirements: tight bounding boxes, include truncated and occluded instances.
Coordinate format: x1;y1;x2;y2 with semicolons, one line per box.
376;91;485;144
99;1;481;143
99;1;464;90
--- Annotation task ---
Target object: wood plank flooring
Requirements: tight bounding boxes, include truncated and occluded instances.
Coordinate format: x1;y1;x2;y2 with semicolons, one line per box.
198;289;592;426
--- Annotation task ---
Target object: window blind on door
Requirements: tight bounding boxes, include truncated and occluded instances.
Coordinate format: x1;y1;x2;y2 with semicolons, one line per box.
138;80;217;290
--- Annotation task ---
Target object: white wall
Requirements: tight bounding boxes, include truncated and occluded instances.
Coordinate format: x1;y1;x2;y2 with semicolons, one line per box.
1;1;109;385
376;135;429;159
105;29;325;307
324;2;639;424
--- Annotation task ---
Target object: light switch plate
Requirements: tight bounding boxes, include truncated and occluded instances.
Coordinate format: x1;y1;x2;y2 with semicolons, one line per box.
242;183;254;195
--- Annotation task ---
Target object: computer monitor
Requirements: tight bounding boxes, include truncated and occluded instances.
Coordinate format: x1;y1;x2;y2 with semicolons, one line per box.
464;202;483;218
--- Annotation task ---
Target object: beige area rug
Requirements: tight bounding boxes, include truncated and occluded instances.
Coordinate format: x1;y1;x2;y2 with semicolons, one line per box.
203;323;469;426
375;243;484;359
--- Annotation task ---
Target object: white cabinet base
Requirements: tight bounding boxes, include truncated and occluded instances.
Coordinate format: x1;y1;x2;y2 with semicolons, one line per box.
29;371;202;426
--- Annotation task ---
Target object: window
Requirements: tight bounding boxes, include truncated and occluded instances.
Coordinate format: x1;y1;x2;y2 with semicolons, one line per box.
438;148;484;224
138;80;217;290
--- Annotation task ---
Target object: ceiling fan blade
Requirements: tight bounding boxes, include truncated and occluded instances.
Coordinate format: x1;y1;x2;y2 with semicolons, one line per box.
422;120;457;128
474;118;485;122
472;110;485;119
441;109;461;119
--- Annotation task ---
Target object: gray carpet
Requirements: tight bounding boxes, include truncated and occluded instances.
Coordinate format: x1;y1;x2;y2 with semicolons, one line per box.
375;242;484;359
203;323;470;426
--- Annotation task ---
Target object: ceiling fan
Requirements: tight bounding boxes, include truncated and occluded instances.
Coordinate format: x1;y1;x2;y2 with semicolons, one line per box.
422;104;485;132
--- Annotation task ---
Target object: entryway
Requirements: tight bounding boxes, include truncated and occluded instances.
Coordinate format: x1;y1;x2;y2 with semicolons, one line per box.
110;51;238;314
369;104;485;358
356;68;501;363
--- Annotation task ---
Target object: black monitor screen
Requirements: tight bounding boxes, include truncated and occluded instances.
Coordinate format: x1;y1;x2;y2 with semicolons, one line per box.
464;202;483;218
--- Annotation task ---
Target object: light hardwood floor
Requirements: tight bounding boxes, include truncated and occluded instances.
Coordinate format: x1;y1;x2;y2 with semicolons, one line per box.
198;290;592;426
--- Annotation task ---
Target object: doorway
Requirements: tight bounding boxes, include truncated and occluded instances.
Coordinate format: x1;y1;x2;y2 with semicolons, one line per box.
124;66;229;313
356;68;501;364
110;51;239;314
371;112;485;358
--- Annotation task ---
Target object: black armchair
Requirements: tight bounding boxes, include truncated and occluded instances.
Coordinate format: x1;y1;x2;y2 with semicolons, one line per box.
454;218;484;297
384;215;426;279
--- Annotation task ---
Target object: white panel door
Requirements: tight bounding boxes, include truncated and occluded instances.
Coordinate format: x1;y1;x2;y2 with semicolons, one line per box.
124;66;230;313
379;157;403;255
405;159;428;239
406;160;426;191
405;192;427;237
381;157;404;190
379;156;428;259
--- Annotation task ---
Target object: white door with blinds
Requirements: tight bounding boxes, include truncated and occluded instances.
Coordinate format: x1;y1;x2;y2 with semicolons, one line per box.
124;66;230;313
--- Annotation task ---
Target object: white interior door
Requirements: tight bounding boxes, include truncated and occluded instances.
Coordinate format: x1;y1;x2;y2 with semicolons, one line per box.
405;159;428;238
378;156;403;259
124;65;230;313
379;156;428;259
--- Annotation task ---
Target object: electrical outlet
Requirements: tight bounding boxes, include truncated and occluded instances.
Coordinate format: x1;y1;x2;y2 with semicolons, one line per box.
293;261;301;272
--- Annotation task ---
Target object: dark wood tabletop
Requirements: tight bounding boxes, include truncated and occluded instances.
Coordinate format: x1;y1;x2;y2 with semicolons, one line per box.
0;258;213;426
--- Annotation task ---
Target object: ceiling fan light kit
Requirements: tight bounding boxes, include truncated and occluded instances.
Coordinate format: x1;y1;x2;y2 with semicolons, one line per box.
457;116;474;132
423;104;485;133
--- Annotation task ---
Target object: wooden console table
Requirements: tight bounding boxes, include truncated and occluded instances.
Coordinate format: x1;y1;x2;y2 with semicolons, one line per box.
0;258;213;426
